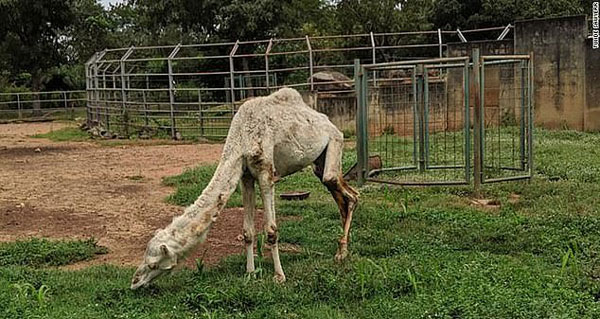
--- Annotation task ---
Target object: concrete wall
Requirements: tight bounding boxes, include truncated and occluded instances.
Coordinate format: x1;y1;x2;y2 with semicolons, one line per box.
515;15;588;130
447;40;514;57
585;38;600;131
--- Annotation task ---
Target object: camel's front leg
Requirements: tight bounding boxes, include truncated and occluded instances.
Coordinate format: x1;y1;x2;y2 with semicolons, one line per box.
241;174;256;273
257;170;285;283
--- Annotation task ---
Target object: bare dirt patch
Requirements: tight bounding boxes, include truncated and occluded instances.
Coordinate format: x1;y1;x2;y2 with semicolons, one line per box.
0;122;270;268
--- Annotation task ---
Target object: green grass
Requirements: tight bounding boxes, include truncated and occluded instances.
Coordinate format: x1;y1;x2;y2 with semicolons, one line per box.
3;128;600;318
0;238;105;267
32;127;90;142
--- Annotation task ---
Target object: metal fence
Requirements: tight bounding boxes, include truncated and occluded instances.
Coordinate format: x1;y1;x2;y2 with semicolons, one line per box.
0;91;86;121
85;26;513;139
354;49;533;189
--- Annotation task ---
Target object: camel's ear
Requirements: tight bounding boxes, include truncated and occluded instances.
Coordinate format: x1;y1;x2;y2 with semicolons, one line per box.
160;244;170;256
159;244;177;269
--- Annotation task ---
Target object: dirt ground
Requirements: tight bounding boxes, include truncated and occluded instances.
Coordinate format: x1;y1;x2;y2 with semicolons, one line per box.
0;122;267;268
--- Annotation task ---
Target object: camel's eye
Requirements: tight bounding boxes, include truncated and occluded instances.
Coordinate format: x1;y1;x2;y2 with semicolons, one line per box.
148;263;158;270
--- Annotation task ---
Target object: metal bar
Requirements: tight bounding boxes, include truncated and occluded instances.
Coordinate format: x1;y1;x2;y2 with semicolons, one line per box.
306;36;314;91
63;91;69;119
93;61;101;123
360;65;369;183
370;32;376;85
417;64;425;173
16;94;21;119
412;66;418;167
369;166;419;175
376;43;442;50
365;57;469;69
424;67;431;169
482;175;531;184
168;44;182;139
472;48;482;194
119;47;135;136
528;52;534;178
520;60;526;170
497;24;512;40
229;40;239;105
366;178;468;186
464;61;471;184
481;55;530;60
438;28;443;58
461;26;509;33
265;38;273;90
198;89;204;136
0;89;87;96
457;29;467;43
354;59;366;186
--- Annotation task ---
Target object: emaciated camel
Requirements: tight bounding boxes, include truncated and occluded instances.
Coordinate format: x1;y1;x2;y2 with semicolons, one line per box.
131;88;359;289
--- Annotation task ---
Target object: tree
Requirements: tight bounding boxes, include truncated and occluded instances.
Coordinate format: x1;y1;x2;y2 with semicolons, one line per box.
431;0;585;30
0;0;75;112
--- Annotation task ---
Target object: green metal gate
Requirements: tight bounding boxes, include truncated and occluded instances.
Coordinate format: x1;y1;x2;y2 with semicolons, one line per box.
354;50;533;189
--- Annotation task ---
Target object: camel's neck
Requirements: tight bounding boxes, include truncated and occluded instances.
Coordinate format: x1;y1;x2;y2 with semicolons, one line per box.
163;140;245;257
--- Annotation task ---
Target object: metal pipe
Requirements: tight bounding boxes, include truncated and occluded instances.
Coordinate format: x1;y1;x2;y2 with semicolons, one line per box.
472;48;482;194
497;24;512;40
306;36;314;91
265;38;273;90
229;41;239;105
457;29;467;43
438;28;443;58
167;44;182;139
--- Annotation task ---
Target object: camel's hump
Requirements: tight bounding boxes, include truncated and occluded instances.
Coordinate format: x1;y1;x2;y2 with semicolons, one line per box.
270;87;304;104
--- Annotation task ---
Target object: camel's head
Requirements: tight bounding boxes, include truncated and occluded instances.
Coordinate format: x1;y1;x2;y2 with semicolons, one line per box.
131;230;178;290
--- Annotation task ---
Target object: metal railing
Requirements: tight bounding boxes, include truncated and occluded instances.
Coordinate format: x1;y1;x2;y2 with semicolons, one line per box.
85;26;513;139
0;90;87;121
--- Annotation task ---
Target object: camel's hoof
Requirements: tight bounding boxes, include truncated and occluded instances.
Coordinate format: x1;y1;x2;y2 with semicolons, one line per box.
334;249;349;262
273;273;286;284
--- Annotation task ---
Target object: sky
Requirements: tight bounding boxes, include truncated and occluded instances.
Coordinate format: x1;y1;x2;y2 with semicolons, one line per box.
100;0;124;8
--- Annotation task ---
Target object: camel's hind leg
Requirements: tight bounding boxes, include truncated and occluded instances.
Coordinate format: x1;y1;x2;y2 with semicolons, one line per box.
241;173;256;273
314;130;359;261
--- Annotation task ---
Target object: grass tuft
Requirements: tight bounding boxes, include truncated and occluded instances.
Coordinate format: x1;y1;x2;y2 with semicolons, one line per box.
0;238;105;267
32;127;90;142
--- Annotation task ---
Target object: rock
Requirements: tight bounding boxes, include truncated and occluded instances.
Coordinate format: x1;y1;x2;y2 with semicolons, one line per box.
34;148;41;153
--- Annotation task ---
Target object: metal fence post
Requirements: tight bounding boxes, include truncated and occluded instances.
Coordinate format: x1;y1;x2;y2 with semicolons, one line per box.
229;40;239;110
528;52;534;178
519;59;526;170
120;47;134;137
472;48;482;195
16;93;21;119
62;91;70;119
168;44;182;139
417;64;426;173
144;75;149;127
265;38;273;91
370;32;377;85
438;28;443;58
306;36;314;91
198;89;204;137
354;59;368;186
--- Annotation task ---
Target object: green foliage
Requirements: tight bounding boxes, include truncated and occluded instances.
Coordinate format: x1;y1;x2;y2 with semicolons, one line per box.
0;238;104;267
432;0;585;30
